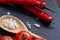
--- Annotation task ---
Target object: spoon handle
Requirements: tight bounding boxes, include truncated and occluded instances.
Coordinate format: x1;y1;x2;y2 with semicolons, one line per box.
29;31;41;38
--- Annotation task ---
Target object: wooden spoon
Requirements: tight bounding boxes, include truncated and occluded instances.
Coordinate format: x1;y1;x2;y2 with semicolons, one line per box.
0;15;46;39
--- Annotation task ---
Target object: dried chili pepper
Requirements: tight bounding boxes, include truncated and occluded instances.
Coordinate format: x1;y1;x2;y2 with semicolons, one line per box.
0;0;55;13
13;0;55;13
22;5;53;23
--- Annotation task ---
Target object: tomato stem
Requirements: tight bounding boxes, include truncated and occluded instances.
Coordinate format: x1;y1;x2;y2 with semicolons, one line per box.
22;34;26;40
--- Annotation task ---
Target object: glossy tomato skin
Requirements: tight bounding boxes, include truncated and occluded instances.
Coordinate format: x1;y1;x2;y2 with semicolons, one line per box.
1;36;13;40
16;31;33;40
34;38;46;40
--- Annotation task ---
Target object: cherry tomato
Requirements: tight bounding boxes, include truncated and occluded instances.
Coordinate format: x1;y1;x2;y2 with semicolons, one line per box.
16;31;33;40
34;38;46;40
1;36;13;40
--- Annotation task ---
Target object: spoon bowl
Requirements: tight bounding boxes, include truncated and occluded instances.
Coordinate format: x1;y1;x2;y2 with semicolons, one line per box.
0;15;28;33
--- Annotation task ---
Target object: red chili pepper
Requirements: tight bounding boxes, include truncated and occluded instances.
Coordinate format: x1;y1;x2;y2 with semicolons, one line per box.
15;0;55;13
0;0;10;4
0;0;55;13
22;5;53;23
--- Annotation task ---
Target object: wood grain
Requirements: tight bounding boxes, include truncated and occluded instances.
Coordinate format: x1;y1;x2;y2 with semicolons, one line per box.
56;0;60;8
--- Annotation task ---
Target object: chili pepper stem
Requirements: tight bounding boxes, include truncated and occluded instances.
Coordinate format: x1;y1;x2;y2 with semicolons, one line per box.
44;5;56;13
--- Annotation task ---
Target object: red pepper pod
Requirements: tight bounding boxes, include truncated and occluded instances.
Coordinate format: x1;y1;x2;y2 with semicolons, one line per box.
30;0;46;9
13;0;46;9
22;5;53;23
0;0;11;4
0;0;55;13
0;0;46;9
11;0;55;13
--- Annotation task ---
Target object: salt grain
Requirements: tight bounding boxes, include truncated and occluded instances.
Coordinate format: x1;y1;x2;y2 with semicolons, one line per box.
2;18;19;30
34;23;40;28
26;22;31;29
26;21;29;24
7;12;10;15
27;24;31;29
